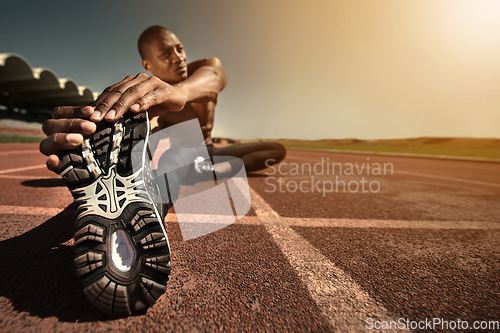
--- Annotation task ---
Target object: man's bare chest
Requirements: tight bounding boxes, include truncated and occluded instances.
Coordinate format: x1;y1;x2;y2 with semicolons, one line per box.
157;102;214;129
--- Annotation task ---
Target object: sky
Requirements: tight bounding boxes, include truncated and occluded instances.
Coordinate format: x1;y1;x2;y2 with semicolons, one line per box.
1;0;499;140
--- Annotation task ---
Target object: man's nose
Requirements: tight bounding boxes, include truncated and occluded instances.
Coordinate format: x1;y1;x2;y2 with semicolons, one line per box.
172;51;185;63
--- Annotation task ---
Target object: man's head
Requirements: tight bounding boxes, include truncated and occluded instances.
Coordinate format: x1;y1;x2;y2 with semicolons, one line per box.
138;26;188;84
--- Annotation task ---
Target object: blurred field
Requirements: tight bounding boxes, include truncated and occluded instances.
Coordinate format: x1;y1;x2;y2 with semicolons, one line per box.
242;137;500;160
0;122;44;143
0;135;43;143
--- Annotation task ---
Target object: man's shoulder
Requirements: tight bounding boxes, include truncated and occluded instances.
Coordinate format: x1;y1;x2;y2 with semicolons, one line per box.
187;57;223;74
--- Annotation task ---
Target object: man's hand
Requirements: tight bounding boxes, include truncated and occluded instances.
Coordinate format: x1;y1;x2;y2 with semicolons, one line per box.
90;73;188;122
38;73;188;173
39;105;97;173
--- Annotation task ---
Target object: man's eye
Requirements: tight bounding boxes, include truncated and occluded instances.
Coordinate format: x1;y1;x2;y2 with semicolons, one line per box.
177;46;183;52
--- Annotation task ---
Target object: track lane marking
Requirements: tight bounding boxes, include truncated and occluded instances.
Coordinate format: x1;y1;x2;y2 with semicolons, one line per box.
257;216;499;230
282;155;500;188
0;175;51;180
281;217;500;229
396;170;500;188
0;205;64;216
285;150;500;163
0;164;46;174
249;187;407;332
3;201;495;231
166;214;499;230
0;150;40;156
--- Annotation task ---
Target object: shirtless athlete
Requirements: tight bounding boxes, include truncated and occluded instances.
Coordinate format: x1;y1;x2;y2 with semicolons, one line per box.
40;25;286;175
37;26;286;316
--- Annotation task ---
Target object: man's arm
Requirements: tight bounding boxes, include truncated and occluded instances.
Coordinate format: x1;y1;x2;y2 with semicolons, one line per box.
146;57;226;117
39;58;227;173
178;57;227;103
88;57;226;122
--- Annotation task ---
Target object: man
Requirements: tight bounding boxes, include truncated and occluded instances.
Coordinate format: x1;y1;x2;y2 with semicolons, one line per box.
38;26;286;316
40;26;286;175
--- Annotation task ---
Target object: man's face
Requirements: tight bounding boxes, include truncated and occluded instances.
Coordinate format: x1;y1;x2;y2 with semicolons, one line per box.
142;30;188;84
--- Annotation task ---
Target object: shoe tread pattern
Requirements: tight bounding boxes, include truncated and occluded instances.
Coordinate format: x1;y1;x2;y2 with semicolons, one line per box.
74;204;170;317
56;112;170;317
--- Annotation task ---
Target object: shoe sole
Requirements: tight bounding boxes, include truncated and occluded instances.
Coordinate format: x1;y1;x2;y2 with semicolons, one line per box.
57;112;171;317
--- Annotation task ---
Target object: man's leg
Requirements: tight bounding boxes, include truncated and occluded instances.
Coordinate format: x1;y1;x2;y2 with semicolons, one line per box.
211;141;286;173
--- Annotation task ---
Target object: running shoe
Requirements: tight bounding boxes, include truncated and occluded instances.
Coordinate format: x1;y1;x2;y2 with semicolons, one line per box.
57;111;171;317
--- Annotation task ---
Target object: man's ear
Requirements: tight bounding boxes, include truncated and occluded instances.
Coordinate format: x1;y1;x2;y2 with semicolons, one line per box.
142;59;151;72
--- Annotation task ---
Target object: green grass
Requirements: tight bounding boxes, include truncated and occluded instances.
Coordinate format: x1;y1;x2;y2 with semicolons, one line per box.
282;143;500;160
0;135;44;143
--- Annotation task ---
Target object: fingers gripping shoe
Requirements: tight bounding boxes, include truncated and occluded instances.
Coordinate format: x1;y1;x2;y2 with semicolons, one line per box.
57;112;171;317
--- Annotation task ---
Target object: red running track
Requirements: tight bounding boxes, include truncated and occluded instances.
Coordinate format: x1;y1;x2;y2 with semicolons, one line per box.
0;143;499;331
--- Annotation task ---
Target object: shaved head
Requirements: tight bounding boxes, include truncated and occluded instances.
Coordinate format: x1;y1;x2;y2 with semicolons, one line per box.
138;25;170;60
138;26;188;83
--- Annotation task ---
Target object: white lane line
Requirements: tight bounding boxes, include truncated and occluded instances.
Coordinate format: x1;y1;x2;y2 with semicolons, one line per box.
279;217;500;230
166;214;499;230
282;155;500;188
0;205;64;216
249;187;406;332
0;150;40;156
286;150;500;163
397;170;500;188
0;175;50;180
0;164;46;175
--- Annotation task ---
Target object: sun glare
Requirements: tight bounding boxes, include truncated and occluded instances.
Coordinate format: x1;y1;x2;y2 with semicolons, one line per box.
444;2;500;57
